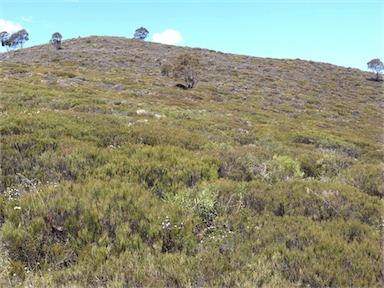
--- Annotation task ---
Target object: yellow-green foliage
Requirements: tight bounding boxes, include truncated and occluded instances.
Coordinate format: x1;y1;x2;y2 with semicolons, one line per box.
0;36;383;287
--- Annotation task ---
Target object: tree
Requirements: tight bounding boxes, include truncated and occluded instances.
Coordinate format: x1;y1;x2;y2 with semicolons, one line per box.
172;53;200;89
0;31;9;47
50;32;63;49
367;59;384;81
2;29;29;51
134;27;149;40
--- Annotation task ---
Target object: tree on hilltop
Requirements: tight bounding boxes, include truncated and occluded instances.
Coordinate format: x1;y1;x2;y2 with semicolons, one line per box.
134;27;149;40
2;29;29;51
0;31;9;46
50;32;63;50
367;59;384;81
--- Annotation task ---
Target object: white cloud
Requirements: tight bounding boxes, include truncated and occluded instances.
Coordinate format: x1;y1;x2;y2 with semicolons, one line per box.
152;29;183;45
21;16;34;23
0;19;23;33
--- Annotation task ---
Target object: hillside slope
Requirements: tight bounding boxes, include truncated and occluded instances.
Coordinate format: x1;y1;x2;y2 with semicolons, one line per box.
0;36;383;287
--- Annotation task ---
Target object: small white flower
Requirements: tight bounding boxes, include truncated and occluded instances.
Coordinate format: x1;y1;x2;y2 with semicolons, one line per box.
14;206;21;210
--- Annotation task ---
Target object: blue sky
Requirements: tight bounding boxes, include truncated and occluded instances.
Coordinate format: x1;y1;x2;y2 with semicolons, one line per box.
0;0;383;71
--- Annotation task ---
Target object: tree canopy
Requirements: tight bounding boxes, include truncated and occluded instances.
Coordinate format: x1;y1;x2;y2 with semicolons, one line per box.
2;29;29;51
173;53;200;89
367;58;383;81
134;27;149;40
0;31;9;46
50;32;63;49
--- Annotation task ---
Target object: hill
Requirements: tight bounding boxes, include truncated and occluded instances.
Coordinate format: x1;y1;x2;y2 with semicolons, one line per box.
0;36;383;287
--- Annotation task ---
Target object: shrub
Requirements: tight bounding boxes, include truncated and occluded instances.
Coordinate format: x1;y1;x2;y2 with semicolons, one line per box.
225;213;382;287
315;153;354;180
164;184;218;227
245;180;382;224
129;124;208;150
266;155;304;183
172;53;200;89
1;180;164;270
295;150;322;178
217;146;271;182
160;62;173;77
294;133;362;158
98;145;219;198
0;134;59;190
341;163;384;197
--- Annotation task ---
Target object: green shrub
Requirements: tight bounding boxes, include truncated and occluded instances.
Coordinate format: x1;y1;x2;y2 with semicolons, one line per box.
295;150;323;178
38;139;106;181
1;180;165;270
1;135;106;191
225;213;382;287
127;121;209;151
294;133;362;158
0;134;58;190
315;153;354;179
245;180;382;224
217;146;271;181
341;163;384;197
164;184;218;227
266;155;304;183
99;145;218;198
52;71;76;78
211;179;250;214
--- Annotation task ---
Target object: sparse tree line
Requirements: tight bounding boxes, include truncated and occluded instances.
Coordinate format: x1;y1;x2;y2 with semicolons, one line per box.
0;29;62;51
0;26;149;52
0;26;200;89
1;26;382;84
0;29;29;51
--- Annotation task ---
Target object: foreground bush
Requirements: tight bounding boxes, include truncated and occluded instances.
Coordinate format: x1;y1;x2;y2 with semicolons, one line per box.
1;178;382;287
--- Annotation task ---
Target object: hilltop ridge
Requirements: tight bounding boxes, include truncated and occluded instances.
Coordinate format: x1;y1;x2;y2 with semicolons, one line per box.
1;36;382;143
0;35;370;76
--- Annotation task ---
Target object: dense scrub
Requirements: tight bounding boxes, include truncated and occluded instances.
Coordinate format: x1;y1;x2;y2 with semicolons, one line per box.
0;36;383;287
